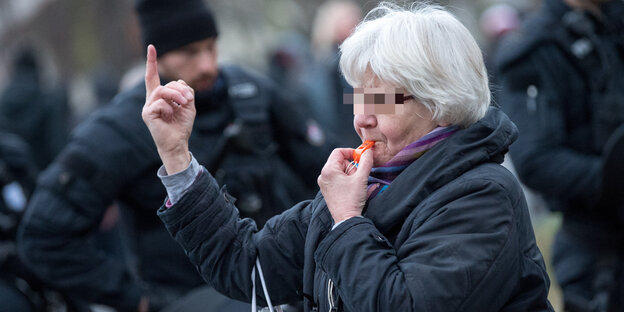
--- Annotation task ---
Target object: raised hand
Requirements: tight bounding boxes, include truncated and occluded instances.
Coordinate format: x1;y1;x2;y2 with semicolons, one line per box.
142;44;197;174
317;148;374;224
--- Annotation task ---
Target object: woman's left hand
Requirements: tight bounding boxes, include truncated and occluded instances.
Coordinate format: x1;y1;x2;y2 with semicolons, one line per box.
318;148;374;224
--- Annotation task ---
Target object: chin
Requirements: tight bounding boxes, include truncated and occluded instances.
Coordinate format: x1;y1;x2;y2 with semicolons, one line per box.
372;153;386;167
194;84;213;92
193;79;215;92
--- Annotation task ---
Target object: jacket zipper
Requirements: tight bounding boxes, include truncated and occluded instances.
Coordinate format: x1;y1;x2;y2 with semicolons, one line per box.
327;278;338;311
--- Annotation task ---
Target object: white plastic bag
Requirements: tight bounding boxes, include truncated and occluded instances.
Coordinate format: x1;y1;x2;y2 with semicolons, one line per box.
251;258;283;312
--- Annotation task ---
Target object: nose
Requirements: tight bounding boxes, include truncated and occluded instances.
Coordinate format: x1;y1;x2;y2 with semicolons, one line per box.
197;49;217;73
354;114;377;130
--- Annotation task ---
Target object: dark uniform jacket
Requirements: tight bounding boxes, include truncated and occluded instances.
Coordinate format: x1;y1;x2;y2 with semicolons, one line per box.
0;50;68;170
495;0;624;242
17;65;330;311
158;107;553;311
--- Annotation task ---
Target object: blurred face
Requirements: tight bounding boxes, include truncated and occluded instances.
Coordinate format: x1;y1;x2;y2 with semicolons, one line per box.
353;82;447;166
158;38;219;92
334;4;361;44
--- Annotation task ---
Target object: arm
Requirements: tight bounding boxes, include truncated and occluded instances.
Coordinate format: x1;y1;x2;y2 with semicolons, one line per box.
497;49;601;203
157;167;312;305
17;137;144;311
143;45;310;306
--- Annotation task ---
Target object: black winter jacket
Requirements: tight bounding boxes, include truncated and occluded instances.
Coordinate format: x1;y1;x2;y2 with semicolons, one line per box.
158;107;553;311
17;65;330;311
494;0;624;237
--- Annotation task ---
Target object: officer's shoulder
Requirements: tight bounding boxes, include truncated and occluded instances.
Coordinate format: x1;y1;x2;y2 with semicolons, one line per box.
71;83;146;141
98;83;144;120
495;11;561;72
109;82;145;110
220;64;277;92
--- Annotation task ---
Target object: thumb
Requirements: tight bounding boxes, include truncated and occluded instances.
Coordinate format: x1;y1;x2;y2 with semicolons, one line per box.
355;149;374;178
145;44;161;96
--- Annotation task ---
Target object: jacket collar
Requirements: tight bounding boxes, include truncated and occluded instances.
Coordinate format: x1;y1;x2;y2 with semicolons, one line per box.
363;107;518;239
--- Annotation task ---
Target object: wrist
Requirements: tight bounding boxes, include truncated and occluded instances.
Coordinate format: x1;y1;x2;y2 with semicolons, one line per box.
160;147;191;175
333;214;361;225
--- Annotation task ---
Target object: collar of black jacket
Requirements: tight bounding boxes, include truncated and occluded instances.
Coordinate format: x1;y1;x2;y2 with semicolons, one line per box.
363;106;517;238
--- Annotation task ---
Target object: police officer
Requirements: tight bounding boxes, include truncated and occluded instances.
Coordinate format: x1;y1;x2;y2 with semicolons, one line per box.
495;0;624;311
17;0;332;311
0;48;69;170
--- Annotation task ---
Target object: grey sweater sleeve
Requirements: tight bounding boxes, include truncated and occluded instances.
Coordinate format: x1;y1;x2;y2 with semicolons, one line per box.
157;153;201;204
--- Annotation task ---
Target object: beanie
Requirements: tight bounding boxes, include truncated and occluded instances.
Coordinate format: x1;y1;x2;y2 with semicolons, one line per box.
135;0;218;56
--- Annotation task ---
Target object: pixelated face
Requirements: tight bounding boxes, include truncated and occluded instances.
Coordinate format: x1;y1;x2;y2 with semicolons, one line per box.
344;87;410;115
349;83;443;166
158;38;219;92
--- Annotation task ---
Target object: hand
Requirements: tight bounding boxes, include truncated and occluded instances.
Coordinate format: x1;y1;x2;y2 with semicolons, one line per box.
317;149;374;224
141;45;196;174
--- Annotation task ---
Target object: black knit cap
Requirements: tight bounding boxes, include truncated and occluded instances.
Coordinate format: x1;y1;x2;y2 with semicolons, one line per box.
135;0;218;56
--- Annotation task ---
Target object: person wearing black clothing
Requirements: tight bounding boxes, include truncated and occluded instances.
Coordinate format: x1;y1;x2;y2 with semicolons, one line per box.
0;131;39;312
144;3;552;311
0;48;69;170
304;0;363;147
17;0;331;311
495;0;624;310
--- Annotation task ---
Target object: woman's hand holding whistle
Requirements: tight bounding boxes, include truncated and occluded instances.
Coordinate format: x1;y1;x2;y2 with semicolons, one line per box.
317;148;374;225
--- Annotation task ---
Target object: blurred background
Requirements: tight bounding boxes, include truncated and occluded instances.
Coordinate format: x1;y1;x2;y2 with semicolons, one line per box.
0;0;563;310
0;0;541;121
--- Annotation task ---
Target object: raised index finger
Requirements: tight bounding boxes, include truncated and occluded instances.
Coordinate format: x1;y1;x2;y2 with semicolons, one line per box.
145;44;161;97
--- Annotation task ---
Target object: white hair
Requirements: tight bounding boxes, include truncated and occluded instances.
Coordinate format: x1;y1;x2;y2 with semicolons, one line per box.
339;2;490;127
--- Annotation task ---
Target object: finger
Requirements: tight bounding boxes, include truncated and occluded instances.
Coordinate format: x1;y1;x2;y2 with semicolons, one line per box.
326;148;354;164
147;98;175;121
145;44;161;96
327;148;356;171
178;80;195;98
152;86;189;106
355;149;374;178
165;81;194;101
178;79;189;87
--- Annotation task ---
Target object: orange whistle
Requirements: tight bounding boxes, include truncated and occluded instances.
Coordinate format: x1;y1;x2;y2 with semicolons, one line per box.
353;140;375;163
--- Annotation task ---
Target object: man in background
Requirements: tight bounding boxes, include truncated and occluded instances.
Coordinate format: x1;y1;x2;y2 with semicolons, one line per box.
495;0;624;310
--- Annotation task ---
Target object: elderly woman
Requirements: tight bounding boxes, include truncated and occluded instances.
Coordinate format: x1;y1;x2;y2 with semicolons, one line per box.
142;3;552;311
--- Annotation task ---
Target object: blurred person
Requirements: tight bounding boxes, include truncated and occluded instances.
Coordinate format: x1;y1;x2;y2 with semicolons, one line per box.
0;47;70;170
480;3;521;42
479;3;520;75
480;4;549;220
268;32;312;93
17;0;332;311
495;0;624;310
0;130;39;312
303;0;363;147
144;3;553;311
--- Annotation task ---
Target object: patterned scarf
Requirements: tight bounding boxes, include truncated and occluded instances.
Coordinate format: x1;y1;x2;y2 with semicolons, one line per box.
366;126;458;200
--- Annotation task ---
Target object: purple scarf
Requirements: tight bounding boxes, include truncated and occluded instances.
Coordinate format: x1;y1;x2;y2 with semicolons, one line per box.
367;126;458;200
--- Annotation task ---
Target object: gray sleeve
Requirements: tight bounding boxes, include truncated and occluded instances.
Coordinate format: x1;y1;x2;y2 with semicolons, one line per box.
157;153;201;204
